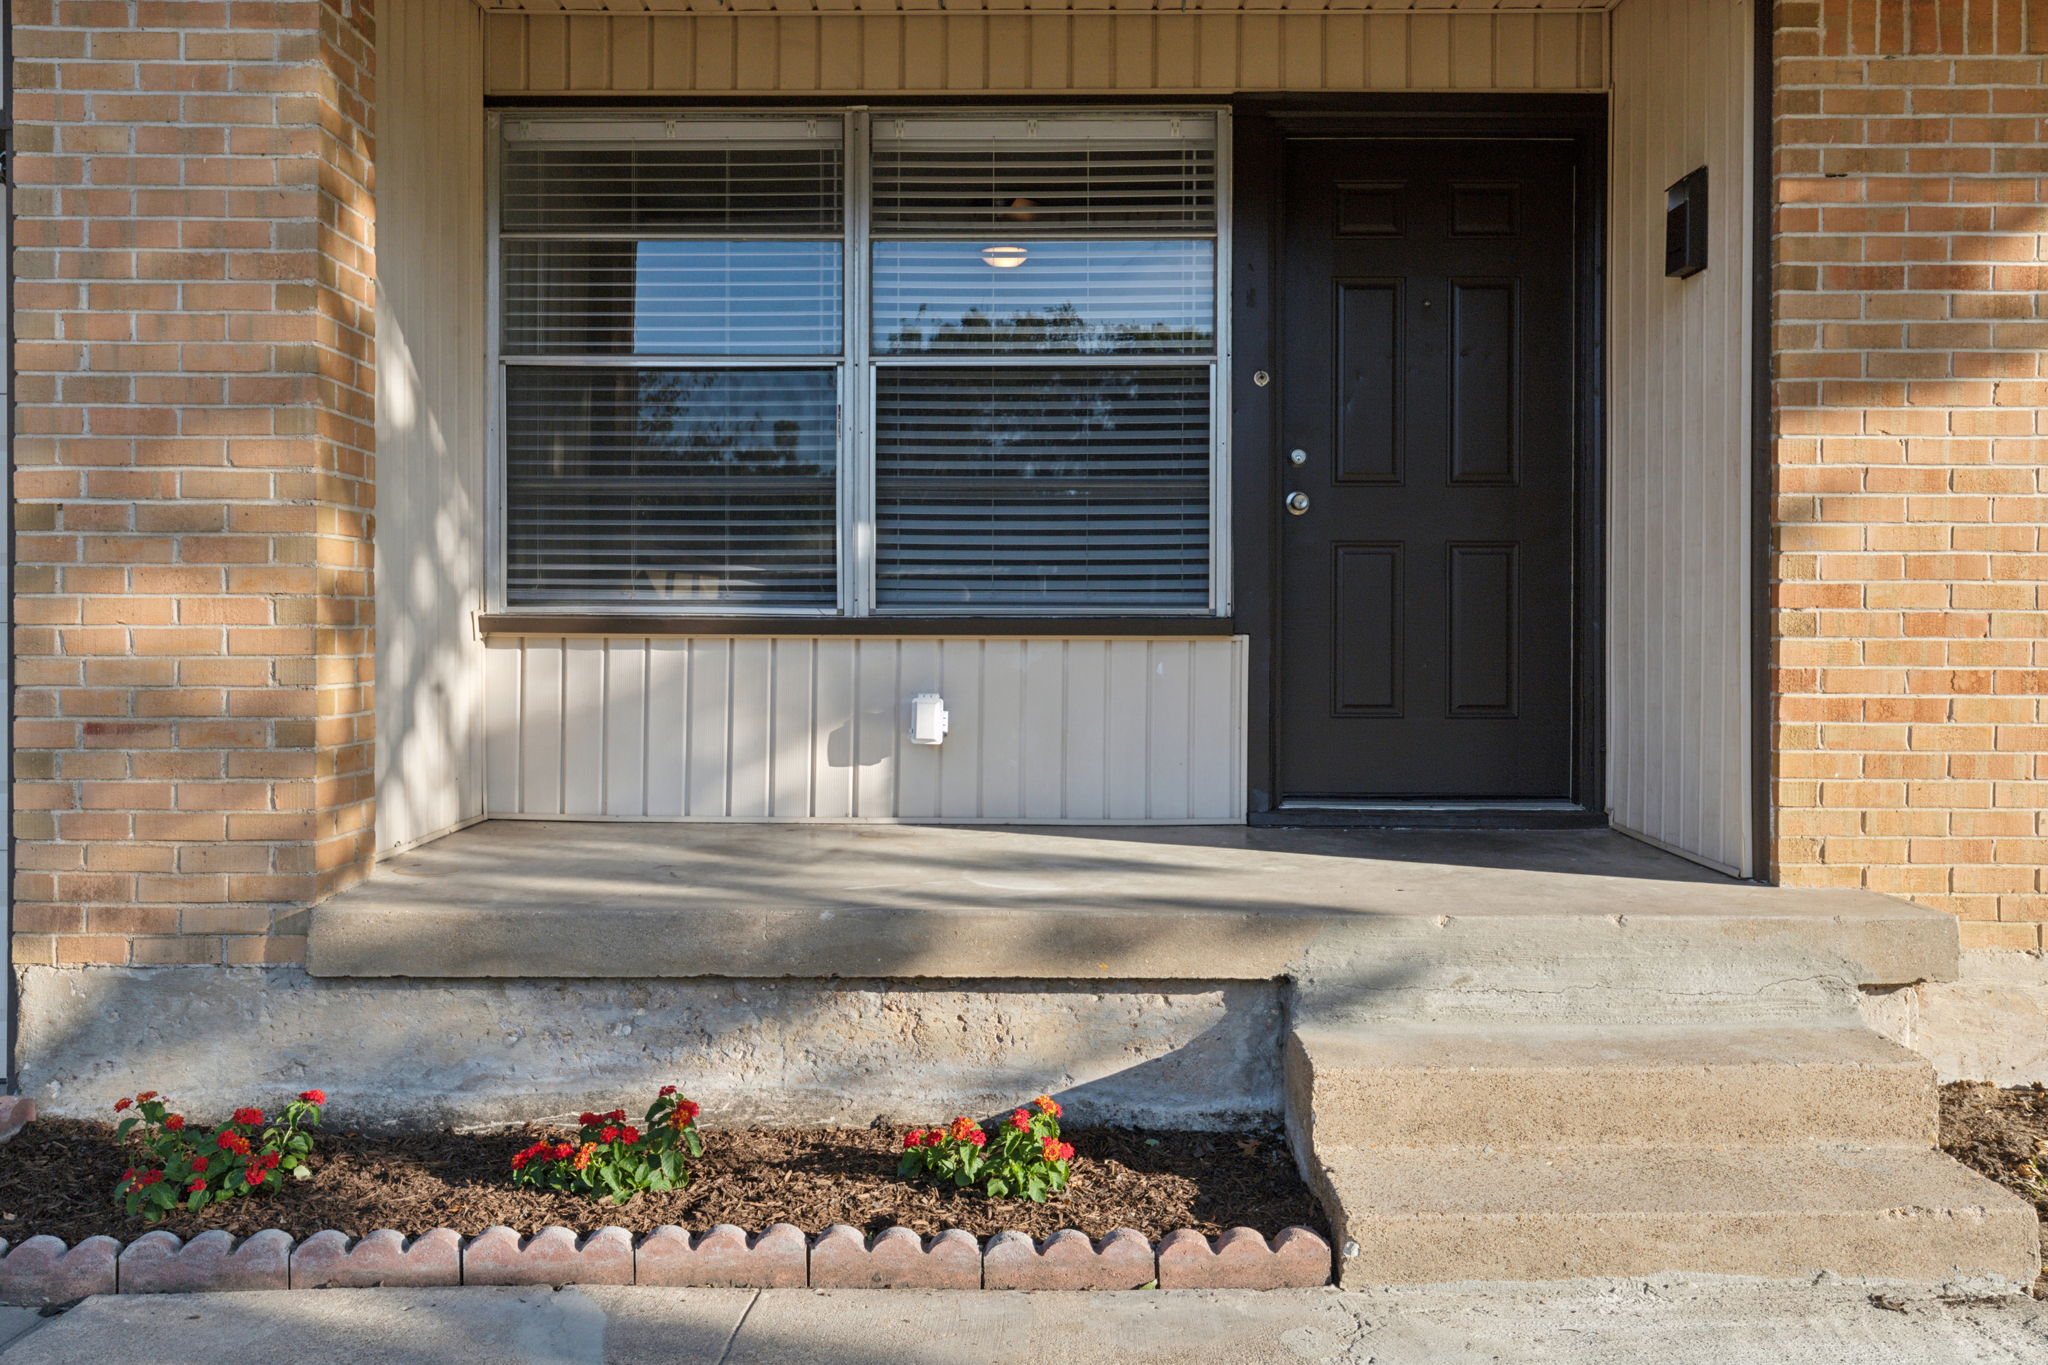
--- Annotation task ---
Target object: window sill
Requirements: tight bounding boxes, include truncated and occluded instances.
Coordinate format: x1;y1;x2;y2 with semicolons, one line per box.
478;613;1239;638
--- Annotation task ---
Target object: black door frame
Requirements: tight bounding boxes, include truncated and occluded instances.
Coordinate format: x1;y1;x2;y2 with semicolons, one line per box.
1229;95;1608;828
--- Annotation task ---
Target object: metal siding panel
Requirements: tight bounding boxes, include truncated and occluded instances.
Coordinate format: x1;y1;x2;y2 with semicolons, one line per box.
1281;13;1325;89
1367;13;1409;87
855;638;904;817
1236;13;1282;88
484;13;528;91
1532;11;1580;87
813;638;857;818
979;638;1025;818
1062;640;1110;820
895;639;942;817
1408;12;1452;87
988;13;1033;89
820;15;864;89
1147;641;1193;818
735;16;781;88
686;640;732;817
1021;639;1067;817
729;637;774;818
1323;13;1368;89
484;639;522;814
645;641;690;817
520;640;565;815
566;13;611;88
1188;638;1237;818
771;638;816;817
1152;13;1198;89
604;639;649;816
1449;12;1496;87
525;14;569;89
1104;641;1151;818
1070;15;1114;88
1607;0;1751;874
936;638;983;817
561;638;607;815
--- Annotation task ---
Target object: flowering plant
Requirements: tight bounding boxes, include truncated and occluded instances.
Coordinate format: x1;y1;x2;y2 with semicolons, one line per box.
510;1085;704;1204
898;1095;1074;1203
112;1089;325;1223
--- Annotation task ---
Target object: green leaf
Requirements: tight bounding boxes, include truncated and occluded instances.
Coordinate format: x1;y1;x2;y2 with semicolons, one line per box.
985;1177;1009;1198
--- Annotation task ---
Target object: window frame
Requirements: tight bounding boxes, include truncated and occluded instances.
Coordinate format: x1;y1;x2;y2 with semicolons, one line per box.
485;106;1233;620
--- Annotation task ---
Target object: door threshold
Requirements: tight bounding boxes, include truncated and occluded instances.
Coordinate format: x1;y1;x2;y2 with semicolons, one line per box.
1254;800;1605;830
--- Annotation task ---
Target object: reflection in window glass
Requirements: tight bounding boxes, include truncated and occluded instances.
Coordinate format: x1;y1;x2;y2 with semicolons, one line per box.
872;240;1213;355
503;241;843;356
504;367;838;606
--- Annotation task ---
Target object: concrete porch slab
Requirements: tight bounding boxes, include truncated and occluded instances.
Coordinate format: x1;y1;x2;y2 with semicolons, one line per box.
308;823;1957;1002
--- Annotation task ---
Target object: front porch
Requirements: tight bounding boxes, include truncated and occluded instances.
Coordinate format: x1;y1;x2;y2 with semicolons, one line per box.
285;822;2036;1284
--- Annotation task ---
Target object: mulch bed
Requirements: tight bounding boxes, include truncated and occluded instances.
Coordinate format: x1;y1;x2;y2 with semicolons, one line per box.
0;1119;1322;1247
1939;1080;2048;1295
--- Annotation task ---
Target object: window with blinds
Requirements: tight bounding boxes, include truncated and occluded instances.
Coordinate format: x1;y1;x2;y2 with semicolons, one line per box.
495;111;1223;615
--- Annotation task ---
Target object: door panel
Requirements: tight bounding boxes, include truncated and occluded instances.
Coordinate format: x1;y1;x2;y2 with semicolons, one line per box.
1275;138;1579;801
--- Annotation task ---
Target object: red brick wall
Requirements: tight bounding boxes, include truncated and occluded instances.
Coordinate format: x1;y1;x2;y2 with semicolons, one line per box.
9;0;376;967
1771;0;2048;948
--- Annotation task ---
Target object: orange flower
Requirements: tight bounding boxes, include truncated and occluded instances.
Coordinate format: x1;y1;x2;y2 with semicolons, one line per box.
573;1141;598;1171
947;1116;981;1142
1033;1095;1062;1118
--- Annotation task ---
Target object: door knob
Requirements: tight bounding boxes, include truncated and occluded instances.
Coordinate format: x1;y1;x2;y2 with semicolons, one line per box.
1285;491;1310;515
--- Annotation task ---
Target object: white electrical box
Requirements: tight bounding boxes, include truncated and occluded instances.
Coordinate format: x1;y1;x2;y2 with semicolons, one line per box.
907;693;950;745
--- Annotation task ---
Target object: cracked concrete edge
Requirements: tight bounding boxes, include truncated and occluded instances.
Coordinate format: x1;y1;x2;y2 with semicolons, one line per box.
0;1225;1333;1303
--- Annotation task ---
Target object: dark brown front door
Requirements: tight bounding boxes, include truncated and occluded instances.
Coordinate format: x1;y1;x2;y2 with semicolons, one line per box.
1274;137;1581;802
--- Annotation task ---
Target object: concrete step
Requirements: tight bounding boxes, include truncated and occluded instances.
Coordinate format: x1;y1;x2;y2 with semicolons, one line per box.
1308;1143;2041;1286
1285;1023;1938;1150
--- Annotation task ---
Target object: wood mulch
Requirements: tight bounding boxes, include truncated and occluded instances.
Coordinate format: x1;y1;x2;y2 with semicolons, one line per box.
0;1118;1323;1247
1939;1080;2048;1296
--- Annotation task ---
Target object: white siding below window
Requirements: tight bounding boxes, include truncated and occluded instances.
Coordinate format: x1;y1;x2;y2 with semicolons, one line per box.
1606;0;1753;876
484;635;1248;822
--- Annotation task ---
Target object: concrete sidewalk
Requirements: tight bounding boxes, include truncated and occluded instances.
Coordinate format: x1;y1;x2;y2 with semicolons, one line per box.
2;1277;2046;1364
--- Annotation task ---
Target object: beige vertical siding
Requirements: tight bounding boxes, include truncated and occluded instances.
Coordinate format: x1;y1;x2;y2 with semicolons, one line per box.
483;635;1249;823
1605;0;1752;875
483;10;1608;93
375;0;490;854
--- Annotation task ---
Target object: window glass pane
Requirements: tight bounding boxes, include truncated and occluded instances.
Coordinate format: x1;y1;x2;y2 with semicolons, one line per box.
504;240;842;356
504;367;838;607
871;138;1215;236
874;367;1209;611
872;240;1213;355
502;142;843;234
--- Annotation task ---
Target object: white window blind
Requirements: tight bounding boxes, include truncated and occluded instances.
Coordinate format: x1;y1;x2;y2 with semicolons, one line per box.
499;118;843;608
494;111;1223;616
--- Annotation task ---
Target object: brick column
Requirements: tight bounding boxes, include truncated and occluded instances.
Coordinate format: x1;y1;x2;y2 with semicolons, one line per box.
1771;0;2048;947
10;0;375;967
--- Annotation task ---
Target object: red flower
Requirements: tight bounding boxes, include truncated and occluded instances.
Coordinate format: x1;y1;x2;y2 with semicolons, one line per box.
601;1126;620;1143
552;1143;575;1161
113;1098;133;1113
658;1085;677;1097
165;1114;185;1132
1058;1143;1074;1162
678;1100;700;1122
188;1179;206;1194
260;1152;280;1170
621;1126;640;1145
191;1156;209;1174
608;1109;627;1123
947;1116;980;1142
579;1113;598;1128
967;1129;987;1147
137;1091;159;1103
216;1131;251;1155
232;1108;263;1127
298;1089;326;1106
141;1171;162;1187
246;1166;266;1187
905;1130;925;1149
1041;1136;1067;1162
1033;1095;1062;1119
510;1151;530;1170
1010;1109;1031;1132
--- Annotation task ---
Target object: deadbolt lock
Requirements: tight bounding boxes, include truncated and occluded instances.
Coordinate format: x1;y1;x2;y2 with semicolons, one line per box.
1288;449;1308;466
1285;492;1310;515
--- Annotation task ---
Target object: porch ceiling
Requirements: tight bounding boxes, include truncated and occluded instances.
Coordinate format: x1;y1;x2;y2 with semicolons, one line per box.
472;0;1614;12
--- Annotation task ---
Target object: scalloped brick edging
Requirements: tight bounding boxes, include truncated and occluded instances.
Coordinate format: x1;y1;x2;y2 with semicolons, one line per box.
0;1224;1330;1301
0;1098;35;1145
